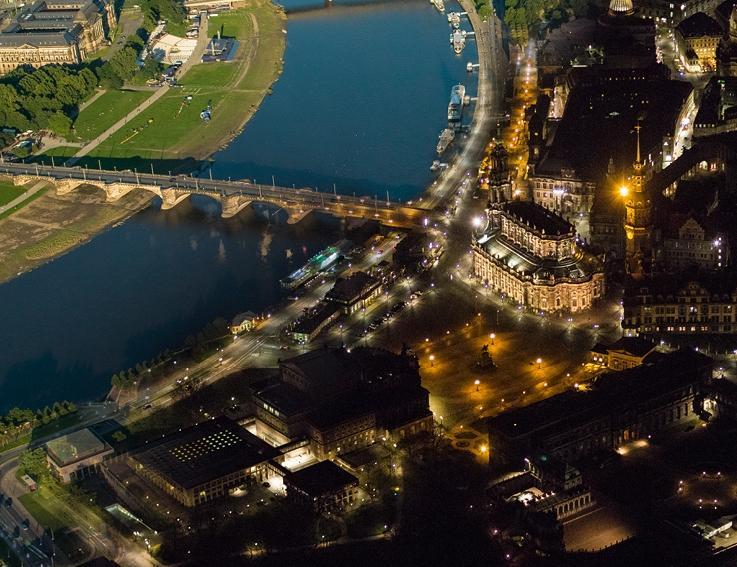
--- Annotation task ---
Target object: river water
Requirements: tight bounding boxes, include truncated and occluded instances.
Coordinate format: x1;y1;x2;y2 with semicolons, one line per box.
0;0;478;412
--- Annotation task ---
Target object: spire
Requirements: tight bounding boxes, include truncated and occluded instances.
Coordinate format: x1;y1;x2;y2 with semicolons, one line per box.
631;122;645;193
635;122;641;166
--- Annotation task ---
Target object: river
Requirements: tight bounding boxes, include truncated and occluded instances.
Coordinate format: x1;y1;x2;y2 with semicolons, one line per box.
0;0;478;412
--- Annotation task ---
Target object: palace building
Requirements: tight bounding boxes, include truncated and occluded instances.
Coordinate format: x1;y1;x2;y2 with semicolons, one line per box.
0;0;116;74
472;201;605;313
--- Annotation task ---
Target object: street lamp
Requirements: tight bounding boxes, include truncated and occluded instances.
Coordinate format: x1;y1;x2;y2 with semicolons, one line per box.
536;357;542;370
489;333;495;345
619;185;630;198
474;379;480;391
429;355;435;367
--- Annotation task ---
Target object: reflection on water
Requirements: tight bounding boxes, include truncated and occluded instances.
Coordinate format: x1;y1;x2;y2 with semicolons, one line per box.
0;0;477;411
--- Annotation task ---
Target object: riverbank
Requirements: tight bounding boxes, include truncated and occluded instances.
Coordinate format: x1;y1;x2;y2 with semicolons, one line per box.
73;0;287;162
0;181;153;284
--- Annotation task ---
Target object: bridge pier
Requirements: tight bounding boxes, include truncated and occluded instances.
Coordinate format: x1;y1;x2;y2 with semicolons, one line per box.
160;188;190;210
285;207;313;224
105;183;137;202
220;194;253;218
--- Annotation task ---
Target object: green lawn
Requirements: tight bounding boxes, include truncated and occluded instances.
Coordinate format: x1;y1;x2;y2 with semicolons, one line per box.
0;180;25;207
20;489;69;531
73;90;154;141
87;0;285;161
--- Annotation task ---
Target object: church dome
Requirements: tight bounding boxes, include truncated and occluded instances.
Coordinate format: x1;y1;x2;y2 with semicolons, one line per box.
609;0;634;16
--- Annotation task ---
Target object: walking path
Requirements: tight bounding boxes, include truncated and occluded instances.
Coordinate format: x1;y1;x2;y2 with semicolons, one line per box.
77;88;107;112
67;16;210;165
0;180;47;216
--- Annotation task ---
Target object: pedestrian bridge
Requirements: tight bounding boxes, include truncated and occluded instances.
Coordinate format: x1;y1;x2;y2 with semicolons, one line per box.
1;162;429;228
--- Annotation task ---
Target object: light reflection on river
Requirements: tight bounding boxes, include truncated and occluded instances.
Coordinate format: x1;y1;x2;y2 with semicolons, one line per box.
0;0;478;411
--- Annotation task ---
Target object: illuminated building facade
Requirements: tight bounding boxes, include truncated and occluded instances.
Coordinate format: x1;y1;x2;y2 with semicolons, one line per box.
472;201;605;313
0;0;116;74
623;124;654;278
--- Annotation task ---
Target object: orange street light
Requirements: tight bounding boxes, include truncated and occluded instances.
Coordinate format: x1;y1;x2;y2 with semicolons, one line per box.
429;355;435;367
619;185;630;198
490;333;495;345
536;357;542;369
474;379;481;391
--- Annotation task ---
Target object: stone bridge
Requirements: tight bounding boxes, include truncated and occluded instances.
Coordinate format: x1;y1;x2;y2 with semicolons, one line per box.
5;164;428;227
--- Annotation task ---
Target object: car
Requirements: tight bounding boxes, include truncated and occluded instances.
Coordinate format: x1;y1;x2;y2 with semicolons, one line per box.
21;519;29;531
143;403;153;410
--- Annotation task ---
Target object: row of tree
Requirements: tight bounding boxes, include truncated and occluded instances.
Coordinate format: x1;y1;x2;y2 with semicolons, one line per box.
503;0;590;41
0;30;163;137
1;401;77;429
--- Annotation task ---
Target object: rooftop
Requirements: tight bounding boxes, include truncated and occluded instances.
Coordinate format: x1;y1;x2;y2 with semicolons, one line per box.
489;349;712;440
603;336;657;357
133;416;280;490
46;428;111;467
325;271;380;304
677;12;723;38
285;460;358;496
498;201;573;236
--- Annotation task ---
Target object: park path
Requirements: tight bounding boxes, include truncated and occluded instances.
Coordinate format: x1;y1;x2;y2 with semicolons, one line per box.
78;88;107;112
67;16;210;165
0;181;47;216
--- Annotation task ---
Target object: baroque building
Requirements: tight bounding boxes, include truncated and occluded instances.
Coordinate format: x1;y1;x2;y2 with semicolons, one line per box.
0;0;116;74
472;200;605;313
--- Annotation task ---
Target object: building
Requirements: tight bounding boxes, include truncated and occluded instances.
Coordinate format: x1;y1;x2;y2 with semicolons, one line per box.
0;0;116;74
130;416;281;507
692;75;737;136
230;311;257;334
488;348;712;466
717;4;737;76
622;275;737;335
675;12;724;72
325;271;382;315
529;166;596;226
284;460;359;513
590;336;657;369
46;428;113;483
479;140;515;202
289;303;341;343
250;347;434;460
623;124;654;278
659;215;729;271
472;201;605;313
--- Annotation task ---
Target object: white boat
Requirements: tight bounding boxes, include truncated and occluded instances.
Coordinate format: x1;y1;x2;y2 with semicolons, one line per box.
436;128;455;154
431;0;445;13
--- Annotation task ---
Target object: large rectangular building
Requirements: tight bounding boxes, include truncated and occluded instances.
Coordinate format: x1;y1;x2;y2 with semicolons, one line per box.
0;0;116;74
130;416;281;507
488;348;712;466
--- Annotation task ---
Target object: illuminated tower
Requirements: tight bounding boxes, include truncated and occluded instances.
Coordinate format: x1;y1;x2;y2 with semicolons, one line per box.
623;124;652;277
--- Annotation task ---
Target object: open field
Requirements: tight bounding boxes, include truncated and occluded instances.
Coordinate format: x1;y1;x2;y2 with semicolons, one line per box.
0;180;25;207
73;90;154;141
20;489;69;531
86;0;286;161
0;185;152;284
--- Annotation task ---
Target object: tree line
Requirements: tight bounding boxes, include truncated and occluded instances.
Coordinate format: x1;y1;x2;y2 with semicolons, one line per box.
0;30;163;137
503;0;590;41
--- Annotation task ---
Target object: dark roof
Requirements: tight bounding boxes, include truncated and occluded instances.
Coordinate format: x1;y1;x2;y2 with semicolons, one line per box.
677;12;723;38
46;428;111;467
280;346;419;393
489;349;712;440
606;336;656;357
291;303;340;335
252;379;310;417
285;461;358;496
499;201;573;236
325;271;380;304
133;416;280;490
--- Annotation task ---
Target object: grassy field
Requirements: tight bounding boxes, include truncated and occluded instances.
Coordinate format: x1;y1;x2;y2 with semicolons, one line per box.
86;0;285;162
0;180;26;207
20;489;69;531
73;90;154;141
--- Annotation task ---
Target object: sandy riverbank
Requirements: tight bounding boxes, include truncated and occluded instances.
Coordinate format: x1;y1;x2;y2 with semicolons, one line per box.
0;183;153;285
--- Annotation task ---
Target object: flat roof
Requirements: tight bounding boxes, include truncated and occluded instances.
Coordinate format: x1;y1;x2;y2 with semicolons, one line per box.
325;271;379;304
133;416;280;490
286;460;357;496
46;428;110;467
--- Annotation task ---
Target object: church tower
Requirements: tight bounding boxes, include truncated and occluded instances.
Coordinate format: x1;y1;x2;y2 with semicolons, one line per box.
623;124;653;277
487;141;513;203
